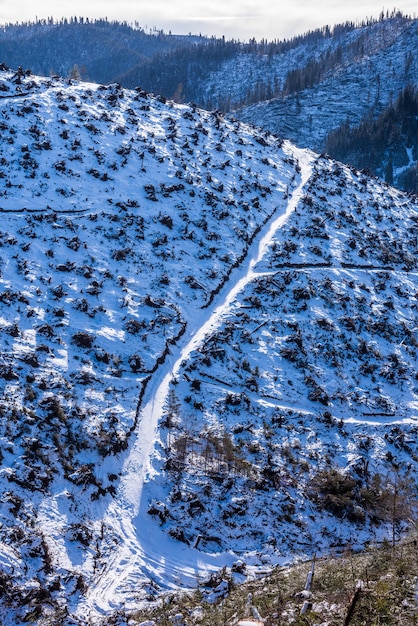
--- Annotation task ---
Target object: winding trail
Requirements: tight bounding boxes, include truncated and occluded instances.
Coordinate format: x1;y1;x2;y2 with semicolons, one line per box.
77;144;315;622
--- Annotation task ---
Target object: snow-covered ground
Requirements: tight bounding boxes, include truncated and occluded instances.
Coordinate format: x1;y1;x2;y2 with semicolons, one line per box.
235;17;418;151
0;68;417;624
74;146;314;621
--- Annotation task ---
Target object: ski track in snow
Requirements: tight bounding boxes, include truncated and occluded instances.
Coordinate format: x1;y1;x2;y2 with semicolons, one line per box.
76;144;315;622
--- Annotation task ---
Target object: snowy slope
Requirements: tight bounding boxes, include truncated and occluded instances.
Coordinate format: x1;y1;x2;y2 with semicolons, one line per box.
0;68;302;623
0;68;417;624
177;15;418;190
235;17;418;151
153;157;418;559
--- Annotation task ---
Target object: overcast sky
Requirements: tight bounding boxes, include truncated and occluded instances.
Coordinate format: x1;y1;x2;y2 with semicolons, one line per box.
0;1;416;40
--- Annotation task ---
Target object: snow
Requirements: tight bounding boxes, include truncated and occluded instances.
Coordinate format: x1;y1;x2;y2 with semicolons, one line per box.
74;144;314;620
235;17;418;153
0;67;417;623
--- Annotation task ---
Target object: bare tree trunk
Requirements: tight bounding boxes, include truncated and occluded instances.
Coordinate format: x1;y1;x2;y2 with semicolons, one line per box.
344;583;363;626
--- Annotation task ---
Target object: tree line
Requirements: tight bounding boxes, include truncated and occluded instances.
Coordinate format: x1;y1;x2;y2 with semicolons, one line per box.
325;85;418;193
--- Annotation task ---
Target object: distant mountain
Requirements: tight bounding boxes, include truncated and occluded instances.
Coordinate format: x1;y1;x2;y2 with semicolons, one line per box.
234;13;418;191
0;18;205;85
324;85;418;193
2;12;417;194
0;67;417;624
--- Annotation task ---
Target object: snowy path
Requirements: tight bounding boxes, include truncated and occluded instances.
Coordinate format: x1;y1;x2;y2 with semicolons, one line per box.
77;144;315;622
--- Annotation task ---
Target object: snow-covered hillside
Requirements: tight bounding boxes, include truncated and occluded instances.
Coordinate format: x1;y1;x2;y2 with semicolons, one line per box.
155;157;418;555
2;14;418;193
189;13;418;191
0;68;417;624
235;16;418;151
0;68;301;623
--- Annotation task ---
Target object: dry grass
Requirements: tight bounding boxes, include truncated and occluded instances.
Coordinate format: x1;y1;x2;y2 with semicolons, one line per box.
129;535;418;625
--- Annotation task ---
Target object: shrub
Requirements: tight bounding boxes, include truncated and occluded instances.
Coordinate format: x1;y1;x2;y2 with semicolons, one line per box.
72;332;94;348
308;468;358;518
128;353;143;373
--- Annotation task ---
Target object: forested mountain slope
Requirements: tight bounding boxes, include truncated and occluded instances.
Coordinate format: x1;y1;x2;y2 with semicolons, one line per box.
2;13;417;194
324;85;418;193
236;14;418;190
0;19;203;85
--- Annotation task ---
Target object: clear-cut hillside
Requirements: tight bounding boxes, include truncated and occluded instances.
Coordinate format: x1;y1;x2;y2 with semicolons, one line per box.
235;16;418;150
2;14;418;193
0;68;302;623
232;16;418;192
155;157;418;560
0;68;417;624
